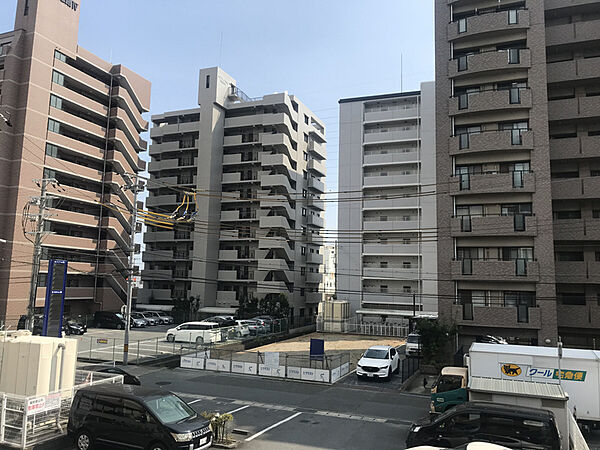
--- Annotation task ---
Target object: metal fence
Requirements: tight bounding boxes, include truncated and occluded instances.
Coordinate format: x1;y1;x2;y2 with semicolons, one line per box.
400;356;421;383
0;370;123;448
181;349;351;384
316;318;409;338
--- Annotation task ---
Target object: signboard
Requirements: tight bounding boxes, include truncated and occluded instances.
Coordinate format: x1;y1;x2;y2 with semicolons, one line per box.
287;367;301;380
315;369;330;383
310;338;325;361
181;356;194;368
26;397;46;416
499;363;587;383
331;367;341;383
264;352;279;368
232;362;245;374
244;362;257;375
340;363;350;376
301;368;315;381
42;259;68;337
96;338;108;345
217;360;231;372
205;359;218;371
193;358;205;370
259;364;272;376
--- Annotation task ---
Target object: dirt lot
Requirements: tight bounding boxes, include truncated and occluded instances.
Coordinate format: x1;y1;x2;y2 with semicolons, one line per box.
250;332;406;368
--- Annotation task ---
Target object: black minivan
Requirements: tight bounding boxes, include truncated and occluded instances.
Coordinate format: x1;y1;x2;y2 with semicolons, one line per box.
93;311;126;329
68;384;212;450
405;401;561;450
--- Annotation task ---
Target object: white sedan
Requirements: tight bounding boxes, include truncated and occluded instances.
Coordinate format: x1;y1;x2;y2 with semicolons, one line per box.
356;345;400;380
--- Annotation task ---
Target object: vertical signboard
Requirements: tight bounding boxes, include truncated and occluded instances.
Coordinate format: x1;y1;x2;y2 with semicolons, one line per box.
42;259;68;337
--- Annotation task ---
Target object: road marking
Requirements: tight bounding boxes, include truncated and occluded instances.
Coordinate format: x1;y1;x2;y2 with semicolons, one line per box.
188;398;203;404
245;412;302;442
226;405;250;414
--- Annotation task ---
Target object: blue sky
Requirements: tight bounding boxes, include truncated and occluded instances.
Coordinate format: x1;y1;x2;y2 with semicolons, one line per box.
2;0;435;232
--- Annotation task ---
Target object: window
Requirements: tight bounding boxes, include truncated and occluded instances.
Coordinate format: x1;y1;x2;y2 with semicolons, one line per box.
50;94;62;110
52;70;64;86
554;210;581;220
403;261;411;269
47;119;60;134
300;288;305;296
205;75;210;88
457;55;468;72
76;393;93;412
458;18;467;33
54;50;67;63
302;208;306;217
45;144;58;157
560;293;585;305
301;267;306;276
379;261;388;268
508;9;519;24
304;133;309;143
594;210;600;219
557;251;584;261
301;246;306;256
303;171;307;180
403;286;412;293
302;189;307;198
93;395;122;416
508;48;520;64
380;285;388;293
123;400;146;422
304;114;309;125
303;152;308;161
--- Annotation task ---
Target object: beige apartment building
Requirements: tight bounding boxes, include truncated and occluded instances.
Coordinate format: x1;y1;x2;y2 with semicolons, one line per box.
436;0;600;348
0;0;150;323
141;67;326;320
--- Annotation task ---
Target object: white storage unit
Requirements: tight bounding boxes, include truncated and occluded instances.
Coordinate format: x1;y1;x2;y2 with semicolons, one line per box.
0;332;78;396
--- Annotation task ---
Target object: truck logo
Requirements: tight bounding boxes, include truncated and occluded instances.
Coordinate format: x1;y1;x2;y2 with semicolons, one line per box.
501;364;522;377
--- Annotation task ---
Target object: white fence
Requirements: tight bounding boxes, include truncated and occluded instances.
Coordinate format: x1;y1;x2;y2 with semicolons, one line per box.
0;370;123;448
316;318;409;337
180;349;351;384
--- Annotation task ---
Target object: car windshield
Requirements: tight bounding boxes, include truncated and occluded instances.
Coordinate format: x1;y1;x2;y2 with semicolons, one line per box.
115;313;124;320
407;335;420;344
363;349;388;359
144;394;196;424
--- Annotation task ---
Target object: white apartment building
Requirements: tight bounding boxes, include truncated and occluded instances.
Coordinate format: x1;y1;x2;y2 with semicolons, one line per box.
141;67;326;320
320;244;337;301
337;83;437;323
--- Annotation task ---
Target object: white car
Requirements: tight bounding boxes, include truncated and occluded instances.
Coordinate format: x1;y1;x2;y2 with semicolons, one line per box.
165;321;220;345
406;333;421;356
356;345;400;380
234;320;250;337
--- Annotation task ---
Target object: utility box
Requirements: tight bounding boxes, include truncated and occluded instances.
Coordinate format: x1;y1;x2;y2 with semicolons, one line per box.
318;300;350;332
0;332;78;396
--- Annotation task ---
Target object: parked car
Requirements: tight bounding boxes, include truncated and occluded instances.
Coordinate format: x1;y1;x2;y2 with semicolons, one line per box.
203;316;236;328
237;320;260;336
17;314;43;334
252;315;281;331
143;311;168;325
405;402;561;450
477;335;508;345
93;311;126;329
130;313;147;328
137;312;158;326
356;345;400;380
165;321;220;345
80;365;141;385
406;333;421;356
247;318;268;334
232;321;250;337
63;320;86;335
68;384;212;450
156;312;174;324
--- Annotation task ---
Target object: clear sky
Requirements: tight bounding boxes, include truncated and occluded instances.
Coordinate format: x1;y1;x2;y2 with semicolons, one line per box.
1;0;434;234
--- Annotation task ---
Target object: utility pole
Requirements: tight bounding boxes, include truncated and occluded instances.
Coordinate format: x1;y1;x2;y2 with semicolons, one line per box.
123;173;141;365
25;178;57;331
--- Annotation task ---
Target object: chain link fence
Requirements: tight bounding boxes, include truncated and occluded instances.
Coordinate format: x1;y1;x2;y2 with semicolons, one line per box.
316;318;409;337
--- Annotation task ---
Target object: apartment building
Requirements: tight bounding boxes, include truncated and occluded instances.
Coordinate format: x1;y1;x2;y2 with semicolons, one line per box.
141;67;326;320
320;244;337;301
436;0;600;348
0;0;150;322
337;84;437;323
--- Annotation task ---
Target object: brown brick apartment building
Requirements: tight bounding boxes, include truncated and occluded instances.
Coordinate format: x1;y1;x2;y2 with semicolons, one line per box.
0;0;150;323
436;0;600;348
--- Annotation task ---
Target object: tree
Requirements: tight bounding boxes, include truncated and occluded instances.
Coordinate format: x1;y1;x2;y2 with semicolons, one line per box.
415;318;457;366
172;296;201;322
259;293;289;318
237;295;259;319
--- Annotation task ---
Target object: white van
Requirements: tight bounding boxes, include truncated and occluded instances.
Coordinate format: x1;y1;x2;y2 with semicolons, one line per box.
165;321;220;345
406;333;421;356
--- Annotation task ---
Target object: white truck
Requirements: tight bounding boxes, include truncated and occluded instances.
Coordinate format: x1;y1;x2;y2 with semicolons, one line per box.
467;343;600;432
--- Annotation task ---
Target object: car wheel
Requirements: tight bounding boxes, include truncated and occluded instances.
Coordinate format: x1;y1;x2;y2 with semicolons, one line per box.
75;429;94;450
116;323;123;330
235;331;242;338
166;334;175;342
147;442;167;450
195;336;204;345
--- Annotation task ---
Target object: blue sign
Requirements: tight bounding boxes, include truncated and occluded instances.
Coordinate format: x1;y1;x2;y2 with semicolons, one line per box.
42;259;68;337
310;338;325;361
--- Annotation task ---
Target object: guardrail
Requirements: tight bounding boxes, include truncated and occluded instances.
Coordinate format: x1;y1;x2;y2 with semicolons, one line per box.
180;349;351;384
0;370;123;448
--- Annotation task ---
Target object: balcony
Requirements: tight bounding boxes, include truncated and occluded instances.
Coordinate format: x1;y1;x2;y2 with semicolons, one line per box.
449;89;531;116
306;292;323;304
148;158;179;172
307;214;324;228
141;269;172;279
259;215;291;229
146;195;177;207
308;177;325;193
218;250;239;260
306;252;323;265
449;130;533;156
148;141;180;155
363;267;419;279
307;197;325;211
221;210;256;221
451;215;537;237
218;270;255;282
150;122;198;138
552;177;600;200
144;231;175;242
546;19;600;47
554;218;600;241
451;259;539;282
362;196;419;210
307;158;327;177
216;291;237;305
48;210;98;228
306;272;322;284
548;96;600;122
42;234;97;251
363;173;419;187
363;107;419;123
260;133;294;150
362;243;420;255
261;174;294;192
452;304;541;329
448;49;531;79
555;261;600;284
551;135;600;160
256;281;288;296
447;9;530;42
557;304;600;330
450;171;535;195
363;219;419;231
308;140;326;160
362;292;416;305
547;56;600;84
363;128;418;144
363;151;418;166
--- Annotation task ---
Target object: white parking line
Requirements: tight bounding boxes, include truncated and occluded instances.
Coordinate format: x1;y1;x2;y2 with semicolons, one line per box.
226;405;250;414
188;399;204;404
245;412;302;442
